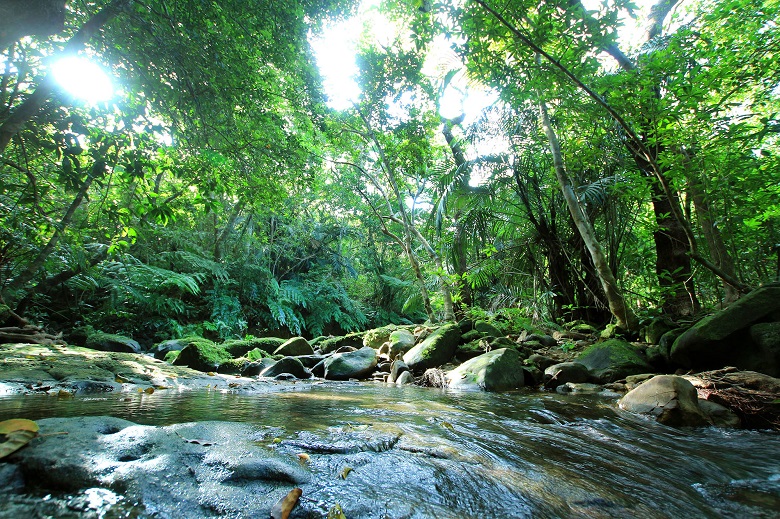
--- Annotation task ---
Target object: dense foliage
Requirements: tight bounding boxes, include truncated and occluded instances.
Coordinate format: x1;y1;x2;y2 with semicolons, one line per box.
1;0;778;344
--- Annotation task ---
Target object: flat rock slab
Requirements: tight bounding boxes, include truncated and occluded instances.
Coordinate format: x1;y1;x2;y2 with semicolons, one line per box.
0;343;272;395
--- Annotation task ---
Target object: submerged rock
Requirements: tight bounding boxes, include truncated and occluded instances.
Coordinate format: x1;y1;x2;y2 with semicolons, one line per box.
445;348;525;391
324;346;378;380
619;375;708;427
403;323;460;372
575;339;652;383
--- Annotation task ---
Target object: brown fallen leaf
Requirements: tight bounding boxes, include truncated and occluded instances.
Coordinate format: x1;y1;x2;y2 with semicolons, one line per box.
0;419;39;459
296;453;310;463
270;487;302;519
144;387;155;394
339;466;353;479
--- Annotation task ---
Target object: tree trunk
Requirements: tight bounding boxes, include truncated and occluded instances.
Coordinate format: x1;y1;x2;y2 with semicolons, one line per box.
538;96;639;331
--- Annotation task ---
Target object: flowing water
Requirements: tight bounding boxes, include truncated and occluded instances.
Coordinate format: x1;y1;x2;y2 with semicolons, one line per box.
1;382;779;518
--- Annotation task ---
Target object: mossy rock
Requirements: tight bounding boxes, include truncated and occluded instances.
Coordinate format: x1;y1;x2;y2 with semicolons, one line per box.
319;333;364;354
273;337;314;356
85;331;142;354
223;337;285;357
363;325;399;349
670;285;780;369
455;339;487;362
217;357;248;375
387;329;416;358
403;323;460;372
575;339;652;383
460;329;483;343
446;348;525;391
245;348;274;361
172;340;232;372
164;350;181;364
474;320;502;338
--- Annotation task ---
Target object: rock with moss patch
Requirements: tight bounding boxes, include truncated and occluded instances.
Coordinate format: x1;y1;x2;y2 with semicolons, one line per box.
85;331;142;354
217;358;248;375
164;350;181;364
324;346;378;380
575;339;652;383
387;329;416;358
318;333;364;354
363;325;400;349
172;340;232;372
222;337;284;358
273;337;313;357
670;285;780;375
403;324;460;372
151;339;190;360
619;375;709;427
455;340;487;362
446;348;525;391
245;348;273;361
474;320;502;338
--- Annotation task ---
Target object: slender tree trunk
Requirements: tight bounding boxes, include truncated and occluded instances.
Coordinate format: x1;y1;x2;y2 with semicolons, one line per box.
688;177;740;305
538;96;638;331
2;162;102;302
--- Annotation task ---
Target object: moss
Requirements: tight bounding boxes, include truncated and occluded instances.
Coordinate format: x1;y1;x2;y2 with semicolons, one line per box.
246;348;272;361
362;325;399;349
164;350;181;363
172;339;232;372
217;357;248;375
223;337;285;357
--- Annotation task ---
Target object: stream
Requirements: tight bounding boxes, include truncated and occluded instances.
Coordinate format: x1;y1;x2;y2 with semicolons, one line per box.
1;382;779;518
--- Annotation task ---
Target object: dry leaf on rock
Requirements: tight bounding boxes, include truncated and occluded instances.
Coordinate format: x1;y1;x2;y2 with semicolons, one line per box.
339;466;353;479
327;503;347;519
270;487;302;519
0;418;39;459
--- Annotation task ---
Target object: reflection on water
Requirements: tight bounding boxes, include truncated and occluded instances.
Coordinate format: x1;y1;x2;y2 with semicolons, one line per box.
1;382;779;518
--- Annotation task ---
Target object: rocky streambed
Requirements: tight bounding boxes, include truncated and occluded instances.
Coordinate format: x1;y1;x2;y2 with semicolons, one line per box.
2;384;780;519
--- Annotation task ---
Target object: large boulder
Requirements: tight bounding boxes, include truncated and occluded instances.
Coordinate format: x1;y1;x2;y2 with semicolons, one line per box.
273;337;314;357
85;331;142;354
387;329;416;358
403;323;460;372
259;357;311;379
172;340;232;372
670;285;780;375
543;362;590;388
324;346;378;380
575;339;653;383
445;348;525;391
619;375;708;427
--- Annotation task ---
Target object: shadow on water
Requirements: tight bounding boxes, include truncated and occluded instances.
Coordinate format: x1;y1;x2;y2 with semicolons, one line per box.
1;382;779;518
